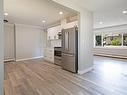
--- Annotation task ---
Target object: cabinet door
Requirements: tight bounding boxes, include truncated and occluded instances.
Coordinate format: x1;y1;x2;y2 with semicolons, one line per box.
55;26;62;39
49;49;54;63
44;49;54;63
47;28;54;40
47;31;50;40
52;26;59;40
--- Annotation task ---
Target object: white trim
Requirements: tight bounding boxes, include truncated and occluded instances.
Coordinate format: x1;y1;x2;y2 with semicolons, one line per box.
94;53;127;59
94;46;127;49
15;23;43;29
94;24;127;30
78;67;93;75
4;23;14;26
4;59;15;62
16;56;44;62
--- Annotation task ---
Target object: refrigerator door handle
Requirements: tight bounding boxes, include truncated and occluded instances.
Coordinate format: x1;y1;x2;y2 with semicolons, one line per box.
65;31;69;51
62;53;74;57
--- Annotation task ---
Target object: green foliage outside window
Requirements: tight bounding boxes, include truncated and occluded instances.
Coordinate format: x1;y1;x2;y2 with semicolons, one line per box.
103;34;122;46
96;35;102;46
111;38;121;46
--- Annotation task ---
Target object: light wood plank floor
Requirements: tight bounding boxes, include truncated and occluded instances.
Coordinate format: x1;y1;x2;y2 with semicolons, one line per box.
4;56;127;95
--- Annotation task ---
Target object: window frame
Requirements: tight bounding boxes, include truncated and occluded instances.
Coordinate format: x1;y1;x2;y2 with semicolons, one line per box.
94;33;127;48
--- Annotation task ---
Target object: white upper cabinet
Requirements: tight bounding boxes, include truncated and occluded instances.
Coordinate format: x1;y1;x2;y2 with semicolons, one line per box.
47;28;55;40
47;21;78;40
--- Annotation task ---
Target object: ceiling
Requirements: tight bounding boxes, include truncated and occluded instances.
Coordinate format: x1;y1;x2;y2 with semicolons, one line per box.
74;0;127;28
4;0;77;27
4;0;127;28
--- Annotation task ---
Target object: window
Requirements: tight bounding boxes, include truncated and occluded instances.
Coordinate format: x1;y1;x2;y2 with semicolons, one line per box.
95;35;102;46
94;33;127;47
123;34;127;46
103;34;122;46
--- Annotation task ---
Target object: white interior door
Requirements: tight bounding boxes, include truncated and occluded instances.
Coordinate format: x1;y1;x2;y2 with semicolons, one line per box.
4;23;15;61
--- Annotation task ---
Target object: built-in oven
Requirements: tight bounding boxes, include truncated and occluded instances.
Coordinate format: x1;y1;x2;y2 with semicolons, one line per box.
54;47;62;66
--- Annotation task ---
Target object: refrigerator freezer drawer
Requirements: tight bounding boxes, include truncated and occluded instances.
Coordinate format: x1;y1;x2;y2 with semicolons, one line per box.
62;53;77;73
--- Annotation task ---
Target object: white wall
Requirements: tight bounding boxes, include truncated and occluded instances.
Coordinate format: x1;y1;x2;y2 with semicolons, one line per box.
52;0;93;74
0;0;4;94
4;23;15;61
94;47;127;58
94;24;127;58
15;24;45;61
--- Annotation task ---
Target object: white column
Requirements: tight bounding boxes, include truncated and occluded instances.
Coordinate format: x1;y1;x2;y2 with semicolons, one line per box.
78;11;93;74
0;0;4;94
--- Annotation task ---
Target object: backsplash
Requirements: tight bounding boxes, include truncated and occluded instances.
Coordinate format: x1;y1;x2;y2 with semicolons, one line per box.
51;40;61;47
47;40;61;48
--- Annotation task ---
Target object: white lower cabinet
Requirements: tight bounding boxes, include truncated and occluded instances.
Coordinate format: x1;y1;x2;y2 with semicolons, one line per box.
44;48;54;63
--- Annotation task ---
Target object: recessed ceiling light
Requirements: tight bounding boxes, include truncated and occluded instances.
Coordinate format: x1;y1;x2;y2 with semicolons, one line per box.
99;22;103;24
4;12;8;16
59;11;63;15
122;11;127;14
42;20;46;23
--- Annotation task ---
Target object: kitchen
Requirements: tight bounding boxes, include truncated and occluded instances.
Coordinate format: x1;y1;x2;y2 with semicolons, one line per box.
3;0;86;94
4;0;79;73
44;19;78;73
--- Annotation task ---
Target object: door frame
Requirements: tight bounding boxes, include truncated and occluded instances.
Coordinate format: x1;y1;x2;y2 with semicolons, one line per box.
0;0;4;94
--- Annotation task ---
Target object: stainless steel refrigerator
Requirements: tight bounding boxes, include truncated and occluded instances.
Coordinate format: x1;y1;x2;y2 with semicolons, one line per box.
61;27;78;73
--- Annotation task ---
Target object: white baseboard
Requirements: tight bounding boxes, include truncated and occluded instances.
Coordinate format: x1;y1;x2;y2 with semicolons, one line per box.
4;59;15;62
94;53;127;59
16;56;44;62
78;67;93;75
